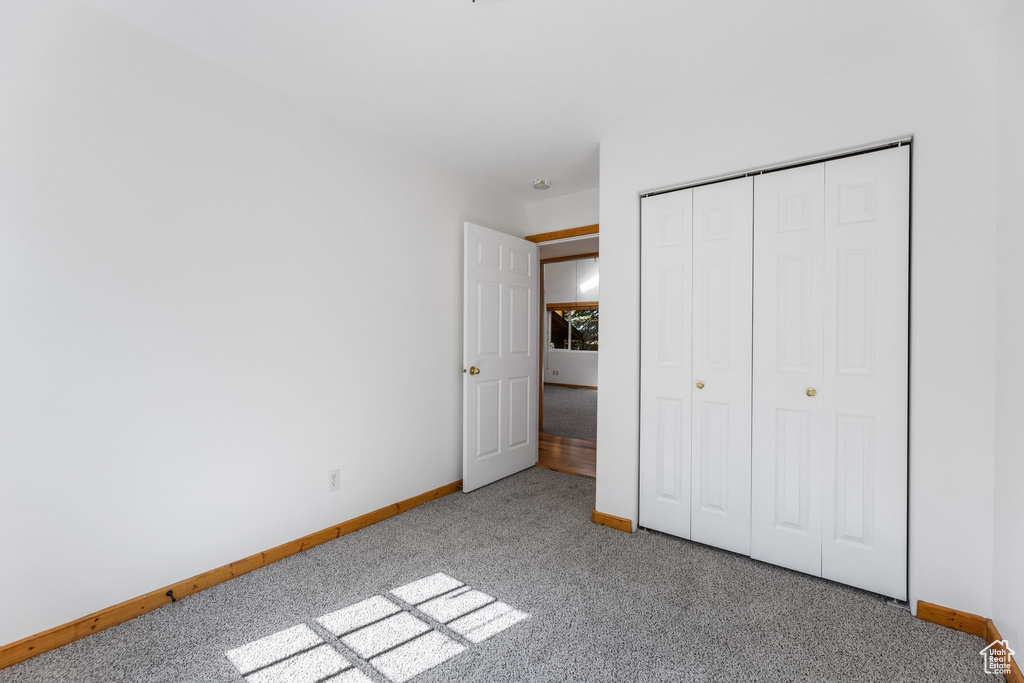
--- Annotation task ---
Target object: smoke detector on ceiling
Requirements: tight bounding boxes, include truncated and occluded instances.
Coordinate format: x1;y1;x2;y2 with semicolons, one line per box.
533;179;551;190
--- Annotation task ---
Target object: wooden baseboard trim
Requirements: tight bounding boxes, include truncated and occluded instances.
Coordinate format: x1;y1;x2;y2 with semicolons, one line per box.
917;601;1022;682
544;382;598;390
916;600;988;637
0;480;463;671
591;509;632;533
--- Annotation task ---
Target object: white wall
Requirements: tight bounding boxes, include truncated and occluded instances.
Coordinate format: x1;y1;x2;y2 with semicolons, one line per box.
0;0;523;646
992;0;1024;651
597;21;999;619
525;188;599;236
545;352;598;387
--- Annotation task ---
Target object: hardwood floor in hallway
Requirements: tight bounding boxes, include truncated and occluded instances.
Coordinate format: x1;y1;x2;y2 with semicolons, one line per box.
535;432;595;478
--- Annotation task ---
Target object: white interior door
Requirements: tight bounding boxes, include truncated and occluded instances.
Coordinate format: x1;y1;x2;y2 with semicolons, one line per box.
463;222;539;493
751;163;825;576
690;177;753;555
639;189;694;538
821;147;909;599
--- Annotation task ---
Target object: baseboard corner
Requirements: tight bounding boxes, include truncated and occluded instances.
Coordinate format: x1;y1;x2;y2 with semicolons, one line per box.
916;600;1023;683
591;509;633;533
985;618;1024;683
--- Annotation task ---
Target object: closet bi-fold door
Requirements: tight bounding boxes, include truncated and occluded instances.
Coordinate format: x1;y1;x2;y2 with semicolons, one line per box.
690;177;753;555
751;163;825;576
639;189;693;538
821;146;909;600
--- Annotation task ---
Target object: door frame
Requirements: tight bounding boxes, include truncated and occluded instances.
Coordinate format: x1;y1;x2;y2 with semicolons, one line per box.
526;224;599;433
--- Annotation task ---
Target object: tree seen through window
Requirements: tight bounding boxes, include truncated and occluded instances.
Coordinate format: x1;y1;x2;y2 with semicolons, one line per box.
549;308;598;351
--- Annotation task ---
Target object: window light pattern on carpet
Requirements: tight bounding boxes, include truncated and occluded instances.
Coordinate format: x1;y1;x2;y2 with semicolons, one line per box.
225;572;528;683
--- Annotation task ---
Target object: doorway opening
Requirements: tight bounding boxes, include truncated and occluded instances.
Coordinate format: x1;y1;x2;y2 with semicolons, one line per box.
527;225;599;478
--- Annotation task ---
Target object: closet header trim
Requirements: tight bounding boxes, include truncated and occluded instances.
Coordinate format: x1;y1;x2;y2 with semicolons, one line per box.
640;136;912;199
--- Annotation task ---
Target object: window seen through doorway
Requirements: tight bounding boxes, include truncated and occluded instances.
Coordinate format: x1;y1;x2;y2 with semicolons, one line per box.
549;308;599;351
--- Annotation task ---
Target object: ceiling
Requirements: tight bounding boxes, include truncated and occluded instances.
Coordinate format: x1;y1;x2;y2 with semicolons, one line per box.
84;0;1003;200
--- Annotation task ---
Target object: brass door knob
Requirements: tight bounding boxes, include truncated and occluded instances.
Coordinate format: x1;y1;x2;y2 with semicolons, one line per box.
696;381;705;389
806;388;817;397
469;366;481;375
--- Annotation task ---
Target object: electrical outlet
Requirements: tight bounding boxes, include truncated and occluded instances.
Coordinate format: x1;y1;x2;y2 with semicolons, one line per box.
328;469;340;492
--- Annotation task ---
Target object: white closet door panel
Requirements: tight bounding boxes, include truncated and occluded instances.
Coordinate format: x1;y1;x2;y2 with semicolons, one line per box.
640;190;693;538
751;163;825;576
821;146;909;600
691;176;753;555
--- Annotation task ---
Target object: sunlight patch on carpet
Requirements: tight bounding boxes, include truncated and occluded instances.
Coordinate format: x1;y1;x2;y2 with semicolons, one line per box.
226;573;528;682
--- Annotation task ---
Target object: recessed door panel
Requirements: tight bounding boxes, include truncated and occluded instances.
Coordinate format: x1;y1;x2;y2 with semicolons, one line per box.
821;146;908;600
509;248;532;277
508;377;530;449
776;252;813;373
659;208;686;246
691;176;752;555
833;413;875;546
699;260;731;370
508;284;531;357
640;190;693;539
475;379;501;459
477;239;502;271
775;408;812;532
698;401;730;513
751;163;824;577
656;398;686;504
836;247;877;376
476;281;501;358
701;203;732;241
658;264;687;367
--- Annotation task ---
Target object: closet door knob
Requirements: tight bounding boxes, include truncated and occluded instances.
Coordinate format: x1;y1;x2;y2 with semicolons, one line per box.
696;381;705;389
806;388;817;397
